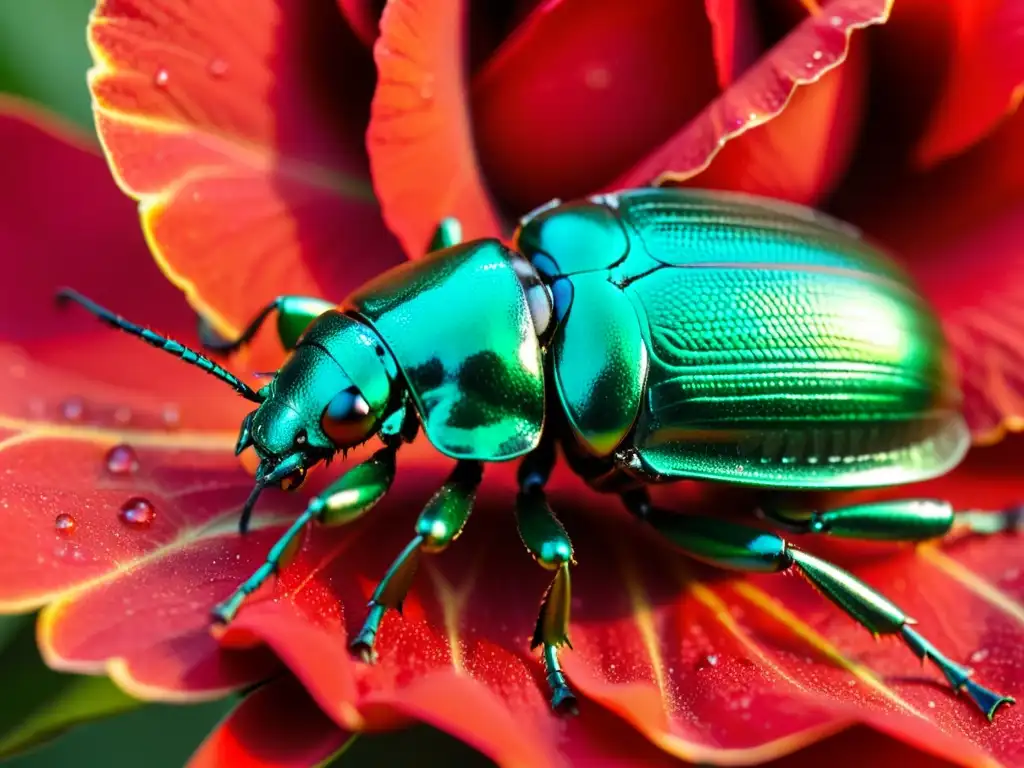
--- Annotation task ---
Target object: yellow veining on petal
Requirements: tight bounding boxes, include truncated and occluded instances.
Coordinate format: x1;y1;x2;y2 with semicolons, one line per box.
423;559;480;674
732;582;926;718
287;523;375;601
0;506;294;613
85;14;377;340
0;414;236;453
918;544;1024;626
686;577;809;692
618;549;672;706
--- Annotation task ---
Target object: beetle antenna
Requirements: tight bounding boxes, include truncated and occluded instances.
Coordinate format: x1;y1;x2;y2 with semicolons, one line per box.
238;480;265;535
56;288;264;404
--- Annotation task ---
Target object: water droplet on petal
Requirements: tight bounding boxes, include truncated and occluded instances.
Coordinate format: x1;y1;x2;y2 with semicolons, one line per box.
207;57;229;78
161;404;181;429
60;397;85;422
105;444;140;475
154;68;170;88
695;653;720;671
119;497;156;528
970;648;990;664
829;15;843;26
55;513;77;535
113;406;132;425
811;50;824;61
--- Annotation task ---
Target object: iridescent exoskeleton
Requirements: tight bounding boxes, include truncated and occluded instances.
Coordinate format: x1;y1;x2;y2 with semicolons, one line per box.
60;188;1018;718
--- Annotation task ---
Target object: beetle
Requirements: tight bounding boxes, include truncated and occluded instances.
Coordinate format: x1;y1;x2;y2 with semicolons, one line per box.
59;186;1017;718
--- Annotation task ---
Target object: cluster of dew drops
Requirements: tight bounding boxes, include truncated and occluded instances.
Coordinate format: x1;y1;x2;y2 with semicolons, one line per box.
48;395;181;540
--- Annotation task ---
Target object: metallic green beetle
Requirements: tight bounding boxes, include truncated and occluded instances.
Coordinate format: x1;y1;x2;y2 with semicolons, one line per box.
59;187;1018;718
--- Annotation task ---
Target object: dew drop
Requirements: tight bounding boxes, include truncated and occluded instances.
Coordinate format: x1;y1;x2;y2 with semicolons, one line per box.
829;15;843;26
695;653;720;671
161;403;181;429
207;57;229;78
811;50;824;61
60;397;85;422
119;497;156;528
113;406;132;425
55;513;77;535
154;68;170;88
105;444;140;476
969;648;990;664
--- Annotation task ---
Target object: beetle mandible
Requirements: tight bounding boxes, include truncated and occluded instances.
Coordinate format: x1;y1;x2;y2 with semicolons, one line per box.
59;187;1018;717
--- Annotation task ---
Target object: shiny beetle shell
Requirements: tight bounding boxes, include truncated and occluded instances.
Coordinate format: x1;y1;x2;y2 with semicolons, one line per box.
512;187;968;490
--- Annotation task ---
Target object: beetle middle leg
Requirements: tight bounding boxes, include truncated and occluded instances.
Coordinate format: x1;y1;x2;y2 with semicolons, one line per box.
514;437;579;715
622;490;1015;719
211;445;399;624
198;295;335;356
348;459;483;661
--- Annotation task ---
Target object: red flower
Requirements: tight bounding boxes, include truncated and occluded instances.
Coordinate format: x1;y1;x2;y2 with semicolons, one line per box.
0;0;1022;765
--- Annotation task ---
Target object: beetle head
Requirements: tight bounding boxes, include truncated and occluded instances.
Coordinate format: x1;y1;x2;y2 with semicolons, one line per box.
235;312;397;513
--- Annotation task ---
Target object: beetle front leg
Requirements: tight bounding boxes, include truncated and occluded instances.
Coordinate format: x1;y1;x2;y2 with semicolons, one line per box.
349;459;482;662
211;446;398;624
198;296;335;356
623;491;1015;720
515;438;579;715
757;496;1022;542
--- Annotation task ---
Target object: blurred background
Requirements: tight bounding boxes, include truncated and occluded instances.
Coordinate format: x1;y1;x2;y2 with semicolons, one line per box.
0;2;489;765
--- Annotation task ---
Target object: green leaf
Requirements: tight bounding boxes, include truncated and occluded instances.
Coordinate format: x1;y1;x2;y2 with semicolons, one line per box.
322;725;496;767
0;616;141;759
0;0;97;130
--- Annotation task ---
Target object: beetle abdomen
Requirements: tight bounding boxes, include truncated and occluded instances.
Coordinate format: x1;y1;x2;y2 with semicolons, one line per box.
614;189;966;489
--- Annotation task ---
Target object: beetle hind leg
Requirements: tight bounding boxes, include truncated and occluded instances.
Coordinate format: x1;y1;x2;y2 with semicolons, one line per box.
757;495;1023;542
516;439;578;715
622;491;1015;719
348;460;482;662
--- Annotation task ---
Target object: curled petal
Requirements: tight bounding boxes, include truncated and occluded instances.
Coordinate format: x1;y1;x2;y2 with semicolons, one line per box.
187;677;353;768
87;0;405;361
367;0;503;257
614;0;890;201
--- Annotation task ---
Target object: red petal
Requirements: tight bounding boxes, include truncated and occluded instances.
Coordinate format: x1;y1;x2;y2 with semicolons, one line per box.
834;106;1024;445
469;0;719;212
87;0;405;358
367;0;503;257
915;0;1024;167
337;0;383;48
187;677;352;768
704;0;761;88
614;0;888;205
910;203;1024;445
3;101;1021;768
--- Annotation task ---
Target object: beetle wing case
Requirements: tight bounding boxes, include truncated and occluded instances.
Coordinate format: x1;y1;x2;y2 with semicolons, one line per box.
344;239;545;461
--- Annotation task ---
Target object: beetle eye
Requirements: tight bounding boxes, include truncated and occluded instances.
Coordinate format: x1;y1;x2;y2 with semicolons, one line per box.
320;387;375;446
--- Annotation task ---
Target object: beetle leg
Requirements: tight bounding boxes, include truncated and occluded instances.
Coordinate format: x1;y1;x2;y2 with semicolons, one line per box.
210;445;398;624
427;217;463;251
757;496;1023;542
349;459;482;662
623;490;1015;720
198;296;335;355
514;438;579;715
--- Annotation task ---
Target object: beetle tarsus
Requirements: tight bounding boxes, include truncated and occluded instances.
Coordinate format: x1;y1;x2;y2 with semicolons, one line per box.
350;608;383;665
900;625;1015;720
